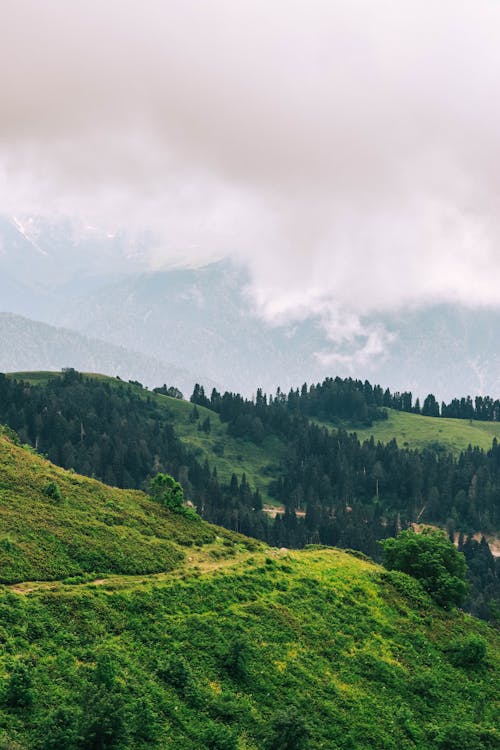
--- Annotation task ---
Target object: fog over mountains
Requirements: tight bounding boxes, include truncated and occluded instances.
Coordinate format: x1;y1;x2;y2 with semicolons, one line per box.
1;215;500;401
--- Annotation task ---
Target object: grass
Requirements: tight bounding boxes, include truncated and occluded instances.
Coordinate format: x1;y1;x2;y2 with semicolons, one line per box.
158;393;285;501
0;431;498;748
325;408;500;455
0;549;498;748
7;370;286;502
0;431;255;583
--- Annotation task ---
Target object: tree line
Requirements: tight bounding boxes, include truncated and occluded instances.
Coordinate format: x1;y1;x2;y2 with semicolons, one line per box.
1;370;499;621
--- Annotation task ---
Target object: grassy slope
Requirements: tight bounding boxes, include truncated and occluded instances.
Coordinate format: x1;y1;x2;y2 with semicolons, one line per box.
0;431;237;583
158;392;285;500
11;371;500;461
7;371;286;502
322;408;500;455
0;432;498;748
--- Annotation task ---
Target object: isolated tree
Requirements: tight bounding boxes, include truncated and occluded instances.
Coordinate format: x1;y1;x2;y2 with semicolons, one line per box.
381;528;468;608
150;472;184;512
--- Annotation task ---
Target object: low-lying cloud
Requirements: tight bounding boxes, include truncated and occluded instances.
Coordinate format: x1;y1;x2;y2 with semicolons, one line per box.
1;0;500;345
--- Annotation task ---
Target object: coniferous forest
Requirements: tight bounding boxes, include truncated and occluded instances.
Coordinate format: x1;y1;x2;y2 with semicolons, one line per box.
1;369;499;622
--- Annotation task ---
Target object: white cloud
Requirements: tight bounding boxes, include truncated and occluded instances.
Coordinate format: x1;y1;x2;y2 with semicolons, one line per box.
1;0;500;346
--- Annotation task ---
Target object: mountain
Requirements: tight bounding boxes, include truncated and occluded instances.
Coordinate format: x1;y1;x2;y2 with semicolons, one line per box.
3;215;500;400
0;313;214;394
0;427;498;749
55;261;331;396
59;267;500;400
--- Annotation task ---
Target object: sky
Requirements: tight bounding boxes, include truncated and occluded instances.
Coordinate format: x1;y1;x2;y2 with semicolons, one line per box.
1;0;500;345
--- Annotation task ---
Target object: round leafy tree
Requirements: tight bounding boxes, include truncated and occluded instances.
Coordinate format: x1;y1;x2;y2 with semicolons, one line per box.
150;472;184;512
381;528;468;608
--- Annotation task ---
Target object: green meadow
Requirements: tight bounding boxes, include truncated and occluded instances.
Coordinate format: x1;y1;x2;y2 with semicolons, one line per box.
328;408;500;455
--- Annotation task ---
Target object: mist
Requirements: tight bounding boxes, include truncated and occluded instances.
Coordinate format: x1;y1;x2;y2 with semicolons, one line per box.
1;0;500;342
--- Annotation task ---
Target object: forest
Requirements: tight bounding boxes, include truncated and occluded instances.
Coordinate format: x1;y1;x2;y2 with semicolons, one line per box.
1;369;499;622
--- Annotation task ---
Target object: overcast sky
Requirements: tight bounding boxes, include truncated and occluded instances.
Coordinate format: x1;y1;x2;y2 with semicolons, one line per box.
1;0;500;338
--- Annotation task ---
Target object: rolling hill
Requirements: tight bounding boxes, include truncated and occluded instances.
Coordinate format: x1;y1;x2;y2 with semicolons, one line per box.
329;408;500;455
0;312;214;395
0;428;498;749
5;370;286;504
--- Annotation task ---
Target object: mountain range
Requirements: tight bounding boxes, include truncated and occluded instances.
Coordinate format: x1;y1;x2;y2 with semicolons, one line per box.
2;215;500;400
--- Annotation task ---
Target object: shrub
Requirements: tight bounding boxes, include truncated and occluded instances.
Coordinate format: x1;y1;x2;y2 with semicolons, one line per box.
446;634;487;668
380;529;468;608
43;481;62;502
222;638;249;680
150;473;184;512
265;707;310;750
3;661;33;710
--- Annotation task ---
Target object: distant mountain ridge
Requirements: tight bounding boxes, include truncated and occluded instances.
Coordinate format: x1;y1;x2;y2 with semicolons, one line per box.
2;214;500;400
0;312;215;394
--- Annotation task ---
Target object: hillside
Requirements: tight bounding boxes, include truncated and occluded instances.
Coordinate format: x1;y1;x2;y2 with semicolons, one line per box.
332;408;500;455
2;369;500;622
0;430;498;749
5;370;285;503
0;429;227;583
0;312;212;394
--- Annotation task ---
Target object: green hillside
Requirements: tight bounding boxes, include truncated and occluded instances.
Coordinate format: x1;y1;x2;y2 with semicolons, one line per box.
0;429;498;748
6;370;286;503
320;407;500;454
156;392;285;501
0;429;238;583
12;370;500;467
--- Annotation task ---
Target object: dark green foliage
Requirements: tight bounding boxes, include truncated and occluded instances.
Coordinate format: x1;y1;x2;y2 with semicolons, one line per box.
221;638;249;680
201;723;237;750
446;634;487;667
379;569;431;608
381;529;468;608
43;481;62;502
264;707;309;750
3;661;33;710
432;724;500;750
150;472;184;512
153;384;184;400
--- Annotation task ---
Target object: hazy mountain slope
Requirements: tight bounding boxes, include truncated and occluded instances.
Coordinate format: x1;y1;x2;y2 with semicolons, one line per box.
0;429;497;749
55;264;500;401
0;313;212;393
3;215;500;400
56;262;330;395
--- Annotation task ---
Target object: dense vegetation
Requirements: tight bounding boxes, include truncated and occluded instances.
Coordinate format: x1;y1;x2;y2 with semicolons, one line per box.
0;434;498;749
193;382;500;540
381;529;468;609
2;370;500;621
0;429;221;583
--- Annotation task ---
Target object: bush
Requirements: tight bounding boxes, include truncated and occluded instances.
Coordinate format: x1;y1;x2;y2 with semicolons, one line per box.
380;529;468;608
150;473;184;512
265;707;309;750
432;723;499;749
3;661;33;710
379;569;431;607
222;638;249;680
43;481;62;502
446;634;487;668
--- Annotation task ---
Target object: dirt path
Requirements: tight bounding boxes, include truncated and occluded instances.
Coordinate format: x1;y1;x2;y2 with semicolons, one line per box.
4;545;263;595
